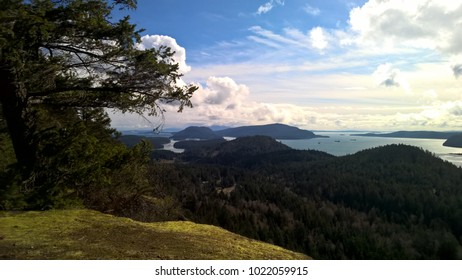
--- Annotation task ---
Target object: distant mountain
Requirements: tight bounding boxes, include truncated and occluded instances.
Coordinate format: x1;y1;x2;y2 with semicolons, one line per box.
171;126;223;141
216;123;326;139
352;131;460;139
117;135;170;149
209;125;231;131
443;133;462;148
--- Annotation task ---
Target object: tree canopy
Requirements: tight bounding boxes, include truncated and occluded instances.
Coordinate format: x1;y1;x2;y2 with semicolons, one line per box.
0;0;197;208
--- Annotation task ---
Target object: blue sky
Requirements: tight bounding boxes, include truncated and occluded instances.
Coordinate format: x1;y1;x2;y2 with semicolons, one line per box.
110;0;462;131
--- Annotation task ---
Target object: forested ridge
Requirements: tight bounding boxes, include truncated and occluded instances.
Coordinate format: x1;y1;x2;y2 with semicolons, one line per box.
148;137;462;259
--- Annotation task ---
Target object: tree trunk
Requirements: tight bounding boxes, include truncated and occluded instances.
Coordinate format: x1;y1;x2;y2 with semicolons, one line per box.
0;66;36;172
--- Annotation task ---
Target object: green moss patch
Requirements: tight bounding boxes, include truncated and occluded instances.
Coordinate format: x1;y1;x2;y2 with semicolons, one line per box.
0;210;309;260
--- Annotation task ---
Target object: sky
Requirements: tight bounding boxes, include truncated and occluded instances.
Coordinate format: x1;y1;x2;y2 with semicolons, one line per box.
109;0;462;131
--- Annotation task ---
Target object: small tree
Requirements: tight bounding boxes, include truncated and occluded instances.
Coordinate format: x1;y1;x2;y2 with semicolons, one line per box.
0;0;196;174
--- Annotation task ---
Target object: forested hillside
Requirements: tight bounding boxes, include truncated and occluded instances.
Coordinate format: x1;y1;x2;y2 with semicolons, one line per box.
150;137;462;259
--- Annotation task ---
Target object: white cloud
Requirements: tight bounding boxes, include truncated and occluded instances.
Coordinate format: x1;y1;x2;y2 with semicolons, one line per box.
249;26;302;48
165;76;326;128
309;27;329;51
349;0;462;56
136;35;191;74
192;76;249;106
392;100;462;129
179;57;462;131
248;25;332;52
444;100;462;116
257;2;273;15
373;63;410;93
303;5;321;16
256;0;284;15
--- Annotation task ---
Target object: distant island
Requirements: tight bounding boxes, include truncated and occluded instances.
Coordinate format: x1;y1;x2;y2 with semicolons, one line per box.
171;126;223;141
352;131;461;140
352;130;462;149
171;123;327;140
216;123;327;139
444;133;462;148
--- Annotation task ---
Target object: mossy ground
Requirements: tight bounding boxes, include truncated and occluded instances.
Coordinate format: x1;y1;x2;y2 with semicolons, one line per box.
0;210;310;260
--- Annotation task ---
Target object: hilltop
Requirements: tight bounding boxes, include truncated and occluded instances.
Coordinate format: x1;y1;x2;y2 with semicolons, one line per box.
216;123;326;139
171;126;223;141
0;210;309;260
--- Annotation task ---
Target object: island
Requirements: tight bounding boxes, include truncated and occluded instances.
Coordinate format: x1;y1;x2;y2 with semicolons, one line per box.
170;123;327;141
352;131;461;140
443;133;462;148
171;126;223;141
215;123;327;139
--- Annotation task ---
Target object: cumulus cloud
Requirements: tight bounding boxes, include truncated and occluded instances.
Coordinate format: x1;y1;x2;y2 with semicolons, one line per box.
192;76;249;106
373;63;410;92
179;76;326;128
309;27;329;51
137;35;191;74
349;0;462;55
256;0;284;15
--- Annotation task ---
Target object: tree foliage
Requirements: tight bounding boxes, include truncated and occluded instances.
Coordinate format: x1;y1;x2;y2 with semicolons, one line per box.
0;0;196;207
0;0;196;166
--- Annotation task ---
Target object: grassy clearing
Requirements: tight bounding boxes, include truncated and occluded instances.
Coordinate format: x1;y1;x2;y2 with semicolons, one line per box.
0;210;310;260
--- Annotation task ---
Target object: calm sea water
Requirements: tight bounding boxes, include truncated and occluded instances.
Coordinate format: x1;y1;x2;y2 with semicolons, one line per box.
280;132;462;168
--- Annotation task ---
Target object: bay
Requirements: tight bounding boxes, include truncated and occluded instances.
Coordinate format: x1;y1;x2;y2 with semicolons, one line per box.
280;132;462;168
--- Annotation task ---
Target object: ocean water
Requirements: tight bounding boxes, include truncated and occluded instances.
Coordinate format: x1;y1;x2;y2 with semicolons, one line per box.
280;132;462;168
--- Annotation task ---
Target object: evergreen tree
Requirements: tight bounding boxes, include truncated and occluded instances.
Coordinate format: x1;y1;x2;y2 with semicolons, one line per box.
0;0;196;206
0;0;196;172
